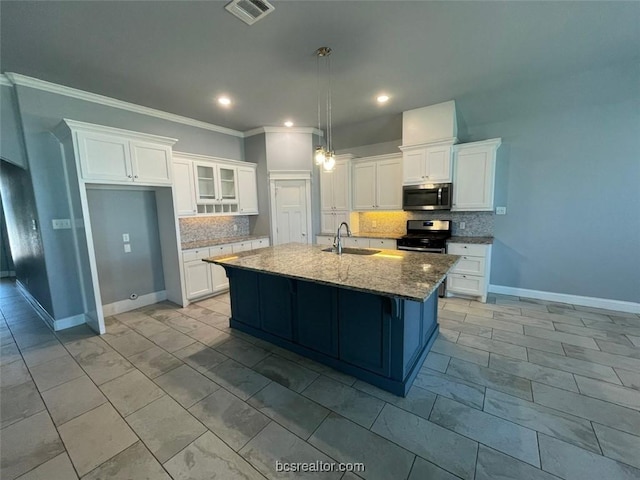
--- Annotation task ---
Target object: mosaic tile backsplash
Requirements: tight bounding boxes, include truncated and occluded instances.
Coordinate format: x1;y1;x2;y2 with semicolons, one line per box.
179;216;250;243
358;211;494;237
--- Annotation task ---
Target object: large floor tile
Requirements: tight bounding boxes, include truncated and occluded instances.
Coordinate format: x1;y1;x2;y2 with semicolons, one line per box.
353;380;437;420
528;349;622;384
539;434;640;480
431;337;489;366
128;346;182;378
575;375;640;410
102;330;155;358
464;314;524;334
41;376;107;426
147;328;195;353
29;355;85;392
240;421;342;479
456;333;528;360
20;340;69;368
408;457;460;480
99;369;165;416
0;341;21;366
185;323;231;348
430;396;540;467
58;403;137;477
489;353;579;392
422;351;451;373
82;441;171;480
173;341;227;372
563;344;640;372
214;337;271;367
475;445;559;480
154;364;219;408
446;357;532;400
593;423;640;470
128;317;171;338
524;326;599;349
14;452;78;480
491;329;566;355
616;367;640;390
439;318;493;338
532;382;640;436
555;323;634;346
310;413;415;480
204;358;271;400
12;327;58;350
371;404;477;480
596;339;640;359
413;370;485;409
76;350;135;385
252;354;319;392
125;395;206;462
0;360;30;388
302;375;385;428
189;387;270;451
163;431;263;480
493;311;556;330
484;389;601;453
0;380;45;428
159;313;203;333
247;381;329;439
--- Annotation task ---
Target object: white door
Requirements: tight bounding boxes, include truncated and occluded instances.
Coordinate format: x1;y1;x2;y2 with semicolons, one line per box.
353;162;377;210
376;157;403;210
425;145;452;182
130;141;173;185
173;159;197;216
237;166;258;214
273;180;309;244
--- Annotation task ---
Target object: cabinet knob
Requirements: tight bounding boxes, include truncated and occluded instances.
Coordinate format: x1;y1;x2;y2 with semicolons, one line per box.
127;175;132;178
134;175;138;179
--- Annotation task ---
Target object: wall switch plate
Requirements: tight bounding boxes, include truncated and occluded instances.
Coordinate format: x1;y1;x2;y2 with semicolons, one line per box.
124;243;131;253
459;221;466;230
122;233;130;242
496;206;507;215
52;219;72;229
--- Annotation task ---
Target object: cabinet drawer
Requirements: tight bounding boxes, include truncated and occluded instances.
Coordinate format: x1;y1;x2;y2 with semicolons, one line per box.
183;248;211;262
251;238;270;250
342;237;371;248
447;273;485;296
447;243;487;257
316;235;334;246
208;245;233;257
451;255;485;276
369;238;397;250
232;241;252;253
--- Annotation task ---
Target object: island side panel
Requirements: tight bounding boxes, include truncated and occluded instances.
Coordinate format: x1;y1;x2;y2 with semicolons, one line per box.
258;273;294;340
295;282;339;358
227;268;260;328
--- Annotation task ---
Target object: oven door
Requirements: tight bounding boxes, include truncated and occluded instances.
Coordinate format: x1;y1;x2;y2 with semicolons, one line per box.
402;183;452;211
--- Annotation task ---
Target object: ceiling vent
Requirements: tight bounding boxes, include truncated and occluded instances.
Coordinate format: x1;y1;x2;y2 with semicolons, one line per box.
225;0;275;26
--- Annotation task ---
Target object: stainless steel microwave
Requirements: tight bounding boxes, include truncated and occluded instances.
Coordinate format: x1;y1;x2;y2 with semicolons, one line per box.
402;183;452;211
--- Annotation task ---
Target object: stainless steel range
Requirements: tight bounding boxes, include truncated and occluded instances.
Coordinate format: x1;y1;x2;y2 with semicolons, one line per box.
397;220;452;297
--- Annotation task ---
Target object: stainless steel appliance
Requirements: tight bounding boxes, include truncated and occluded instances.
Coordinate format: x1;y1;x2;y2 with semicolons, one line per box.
402;183;452;211
397;220;452;297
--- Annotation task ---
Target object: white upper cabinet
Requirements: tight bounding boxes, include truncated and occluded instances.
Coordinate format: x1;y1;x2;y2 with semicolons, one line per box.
237;165;259;214
67;121;176;185
352;154;402;211
400;142;453;185
173;158;197;216
320;156;351;211
452;138;501;211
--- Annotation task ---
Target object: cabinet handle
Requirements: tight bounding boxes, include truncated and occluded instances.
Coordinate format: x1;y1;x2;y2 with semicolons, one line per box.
127;175;132;178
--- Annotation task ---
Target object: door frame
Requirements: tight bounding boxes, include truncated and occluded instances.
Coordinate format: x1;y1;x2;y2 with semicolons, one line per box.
268;171;312;245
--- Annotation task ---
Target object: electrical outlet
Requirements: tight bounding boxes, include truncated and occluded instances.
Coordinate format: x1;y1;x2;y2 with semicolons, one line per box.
233;224;238;232
122;233;130;242
124;244;131;253
52;219;72;230
496;206;507;215
459;221;466;230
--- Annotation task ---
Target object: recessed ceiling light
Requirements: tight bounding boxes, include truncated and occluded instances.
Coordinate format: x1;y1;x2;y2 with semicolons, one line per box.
377;94;390;104
218;96;232;106
284;121;294;127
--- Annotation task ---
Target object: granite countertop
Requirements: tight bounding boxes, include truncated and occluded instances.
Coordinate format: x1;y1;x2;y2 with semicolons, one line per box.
204;243;460;302
182;235;268;250
447;236;494;245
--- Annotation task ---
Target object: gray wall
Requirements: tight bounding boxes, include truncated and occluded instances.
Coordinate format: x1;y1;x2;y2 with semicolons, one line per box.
334;61;640;303
244;134;270;236
0;198;15;274
0;84;27;167
87;189;165;305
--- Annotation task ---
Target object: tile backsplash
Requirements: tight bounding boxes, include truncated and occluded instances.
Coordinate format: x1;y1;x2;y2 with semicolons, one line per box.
179;216;250;243
358;211;494;237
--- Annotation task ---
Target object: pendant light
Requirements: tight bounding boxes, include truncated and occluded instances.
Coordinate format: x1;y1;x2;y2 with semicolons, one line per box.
314;47;336;172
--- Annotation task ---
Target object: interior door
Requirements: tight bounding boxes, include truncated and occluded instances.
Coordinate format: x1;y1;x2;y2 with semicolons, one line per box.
273;180;308;244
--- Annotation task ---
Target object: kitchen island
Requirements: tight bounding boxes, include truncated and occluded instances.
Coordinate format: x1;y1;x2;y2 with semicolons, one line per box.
204;243;459;396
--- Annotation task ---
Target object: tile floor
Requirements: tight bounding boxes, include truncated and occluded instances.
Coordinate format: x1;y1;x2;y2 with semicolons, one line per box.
1;278;640;479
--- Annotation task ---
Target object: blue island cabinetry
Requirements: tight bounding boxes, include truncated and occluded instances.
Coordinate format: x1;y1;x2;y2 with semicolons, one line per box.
225;267;439;397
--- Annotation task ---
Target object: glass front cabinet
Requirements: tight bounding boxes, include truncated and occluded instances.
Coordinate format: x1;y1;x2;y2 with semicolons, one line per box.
193;162;239;214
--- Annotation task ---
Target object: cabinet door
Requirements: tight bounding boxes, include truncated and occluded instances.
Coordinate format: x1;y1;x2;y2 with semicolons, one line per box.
184;261;213;299
453;147;495;211
316;235;334;246
218;165;238;203
376;158;402;210
447;273;485;296
352;162;377;210
319;169;334;210
76;131;132;182
193;163;218;203
320;211;336;234
251;238;270;249
232;241;252;253
402;150;425;184
173;159;197;216
130;141;172;185
424;145;452;182
237;166;259;214
210;245;233;292
333;211;350;229
332;161;350;210
342;237;370;248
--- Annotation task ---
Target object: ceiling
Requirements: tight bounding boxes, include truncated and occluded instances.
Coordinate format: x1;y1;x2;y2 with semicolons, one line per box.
2;1;638;133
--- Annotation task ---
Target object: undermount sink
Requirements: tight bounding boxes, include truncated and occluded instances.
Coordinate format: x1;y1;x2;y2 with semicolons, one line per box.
322;247;381;255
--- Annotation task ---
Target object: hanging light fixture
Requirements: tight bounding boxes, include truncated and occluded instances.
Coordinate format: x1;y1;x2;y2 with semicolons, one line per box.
314;46;336;172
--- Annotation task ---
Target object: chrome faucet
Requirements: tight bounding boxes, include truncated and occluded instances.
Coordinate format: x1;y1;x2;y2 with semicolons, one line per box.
333;222;352;255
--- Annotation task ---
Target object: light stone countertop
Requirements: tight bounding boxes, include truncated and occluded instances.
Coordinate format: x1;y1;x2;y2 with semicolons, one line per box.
447;236;494;245
204;243;460;302
182;235;268;250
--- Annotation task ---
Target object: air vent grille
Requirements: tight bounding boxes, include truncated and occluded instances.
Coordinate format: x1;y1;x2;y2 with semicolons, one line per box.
225;0;275;26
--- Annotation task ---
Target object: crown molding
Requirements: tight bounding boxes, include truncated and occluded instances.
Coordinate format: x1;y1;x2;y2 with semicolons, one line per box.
0;74;12;87
172;150;250;167
54;118;177;145
4;72;245;138
244;126;323;137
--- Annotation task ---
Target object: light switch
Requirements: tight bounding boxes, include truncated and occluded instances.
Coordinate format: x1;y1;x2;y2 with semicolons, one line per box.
124;243;131;253
496;206;507;215
122;233;130;242
459;221;466;230
52;219;72;230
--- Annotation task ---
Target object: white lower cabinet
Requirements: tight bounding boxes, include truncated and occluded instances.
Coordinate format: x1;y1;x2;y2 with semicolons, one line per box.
315;235;397;250
342;237;370;248
369;238;397;249
446;243;492;303
184;260;214;299
320;210;350;234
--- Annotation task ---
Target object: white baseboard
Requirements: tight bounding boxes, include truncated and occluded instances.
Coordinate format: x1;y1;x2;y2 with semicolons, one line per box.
102;290;167;317
0;270;16;278
15;280;87;331
489;284;640;314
